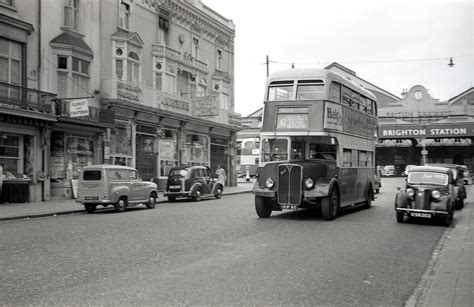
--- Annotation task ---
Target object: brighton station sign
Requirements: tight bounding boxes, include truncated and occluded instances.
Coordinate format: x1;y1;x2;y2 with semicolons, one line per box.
380;123;474;138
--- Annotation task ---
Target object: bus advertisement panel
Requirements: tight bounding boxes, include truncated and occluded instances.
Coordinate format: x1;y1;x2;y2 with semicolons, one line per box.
253;68;378;221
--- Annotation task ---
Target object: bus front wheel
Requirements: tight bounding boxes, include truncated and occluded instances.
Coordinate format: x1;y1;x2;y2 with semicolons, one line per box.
255;196;272;218
321;188;339;221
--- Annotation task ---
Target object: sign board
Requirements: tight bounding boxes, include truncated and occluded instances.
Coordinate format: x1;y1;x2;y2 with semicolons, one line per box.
69;99;89;117
421;150;428;155
323;102;343;131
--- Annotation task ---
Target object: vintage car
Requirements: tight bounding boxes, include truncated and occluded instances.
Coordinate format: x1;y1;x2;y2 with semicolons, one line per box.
394;165;455;226
381;165;395;176
427;163;467;209
164;165;224;202
76;164;159;213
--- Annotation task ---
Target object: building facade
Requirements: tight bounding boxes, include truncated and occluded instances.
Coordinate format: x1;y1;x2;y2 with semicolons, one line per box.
0;0;240;202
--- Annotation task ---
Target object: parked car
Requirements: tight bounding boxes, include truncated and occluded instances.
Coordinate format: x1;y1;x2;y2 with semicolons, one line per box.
164;165;224;202
381;165;395;176
459;165;472;185
402;164;416;176
426;163;467;209
76;164;159;213
395;165;455;226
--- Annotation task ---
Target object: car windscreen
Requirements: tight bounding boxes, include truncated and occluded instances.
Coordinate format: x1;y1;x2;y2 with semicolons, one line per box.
407;172;448;185
169;169;188;177
83;170;101;181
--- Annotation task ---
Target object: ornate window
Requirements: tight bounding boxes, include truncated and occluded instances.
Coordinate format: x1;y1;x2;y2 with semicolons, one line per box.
119;1;130;29
56;55;89;98
114;43;141;83
0;38;22;86
64;0;79;30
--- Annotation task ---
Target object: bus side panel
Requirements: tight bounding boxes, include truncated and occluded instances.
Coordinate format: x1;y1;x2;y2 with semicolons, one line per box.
339;167;373;206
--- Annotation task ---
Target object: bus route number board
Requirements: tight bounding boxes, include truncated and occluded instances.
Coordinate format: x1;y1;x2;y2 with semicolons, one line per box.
276;114;309;129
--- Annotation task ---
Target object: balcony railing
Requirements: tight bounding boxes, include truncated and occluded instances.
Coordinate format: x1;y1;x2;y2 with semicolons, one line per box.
152;44;208;72
55;100;114;124
0;81;56;114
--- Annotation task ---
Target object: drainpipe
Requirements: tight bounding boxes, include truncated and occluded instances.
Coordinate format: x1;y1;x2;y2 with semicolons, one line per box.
38;0;42;90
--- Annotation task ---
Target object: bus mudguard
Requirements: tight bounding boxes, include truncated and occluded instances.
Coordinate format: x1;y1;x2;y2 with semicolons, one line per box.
304;177;337;199
252;181;276;198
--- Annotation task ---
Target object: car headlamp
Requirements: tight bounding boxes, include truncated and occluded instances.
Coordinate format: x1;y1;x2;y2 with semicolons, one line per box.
265;178;274;189
407;188;415;197
431;190;441;199
304;178;314;189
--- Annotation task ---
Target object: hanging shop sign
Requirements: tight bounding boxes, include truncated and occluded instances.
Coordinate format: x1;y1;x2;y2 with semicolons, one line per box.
69;99;90;118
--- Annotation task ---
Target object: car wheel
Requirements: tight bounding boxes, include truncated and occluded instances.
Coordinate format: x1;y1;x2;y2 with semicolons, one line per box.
442;213;453;227
168;196;176;202
255;195;272;218
146;193;157;209
214;186;223;199
396;212;405;223
85;204;96;213
114;197;127;212
192;188;202;201
321;187;339;221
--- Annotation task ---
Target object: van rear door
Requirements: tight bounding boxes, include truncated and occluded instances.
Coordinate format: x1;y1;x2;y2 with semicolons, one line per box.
79;169;104;201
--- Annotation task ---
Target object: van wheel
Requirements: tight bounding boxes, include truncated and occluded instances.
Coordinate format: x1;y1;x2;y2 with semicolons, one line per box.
85;204;96;213
114;197;127;212
321;187;339;221
215;186;223;199
146;193;157;209
255;196;272;218
192;188;202;201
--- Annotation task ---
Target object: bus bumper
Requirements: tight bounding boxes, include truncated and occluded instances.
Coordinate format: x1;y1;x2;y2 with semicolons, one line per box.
252;183;276;198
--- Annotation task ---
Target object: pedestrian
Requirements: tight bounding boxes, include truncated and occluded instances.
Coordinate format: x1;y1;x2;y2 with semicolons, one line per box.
215;164;227;185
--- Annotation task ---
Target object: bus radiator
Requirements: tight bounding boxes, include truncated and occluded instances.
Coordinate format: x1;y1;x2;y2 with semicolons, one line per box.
277;164;302;206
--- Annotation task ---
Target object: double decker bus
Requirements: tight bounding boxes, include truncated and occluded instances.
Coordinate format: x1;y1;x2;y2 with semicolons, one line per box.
253;68;378;220
237;138;260;179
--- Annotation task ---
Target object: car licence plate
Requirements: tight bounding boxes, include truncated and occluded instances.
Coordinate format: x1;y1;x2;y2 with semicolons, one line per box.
281;204;298;210
410;212;431;218
169;185;181;189
84;196;99;200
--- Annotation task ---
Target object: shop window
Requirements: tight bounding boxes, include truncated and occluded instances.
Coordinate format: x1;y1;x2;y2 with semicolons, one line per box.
159;129;178;177
0;135;20;176
110;121;133;166
136;132;157;181
65;136;94;179
184;134;208;166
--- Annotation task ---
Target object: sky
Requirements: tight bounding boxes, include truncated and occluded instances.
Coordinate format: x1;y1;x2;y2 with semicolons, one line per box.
203;0;473;117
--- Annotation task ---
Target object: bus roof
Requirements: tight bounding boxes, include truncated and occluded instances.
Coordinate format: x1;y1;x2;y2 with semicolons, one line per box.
267;68;377;101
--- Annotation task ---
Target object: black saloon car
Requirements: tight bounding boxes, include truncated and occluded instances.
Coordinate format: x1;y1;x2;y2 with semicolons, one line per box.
164;165;224;202
427;163;467;209
395;165;455;226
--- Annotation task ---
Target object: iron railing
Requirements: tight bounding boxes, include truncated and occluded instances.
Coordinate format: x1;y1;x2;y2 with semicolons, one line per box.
0;81;56;114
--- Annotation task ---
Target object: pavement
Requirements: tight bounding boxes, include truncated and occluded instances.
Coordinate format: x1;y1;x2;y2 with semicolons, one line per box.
0;178;472;307
0;179;255;221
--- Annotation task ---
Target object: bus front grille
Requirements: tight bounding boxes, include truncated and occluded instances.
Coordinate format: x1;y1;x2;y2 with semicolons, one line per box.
277;164;302;206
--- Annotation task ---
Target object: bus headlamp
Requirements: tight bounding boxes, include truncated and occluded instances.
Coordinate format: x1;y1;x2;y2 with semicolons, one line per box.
407;188;415;197
304;178;314;189
431;190;441;199
265;178;274;189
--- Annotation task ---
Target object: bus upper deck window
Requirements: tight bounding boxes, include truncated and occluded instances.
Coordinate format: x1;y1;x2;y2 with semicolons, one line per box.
296;80;324;100
268;81;294;101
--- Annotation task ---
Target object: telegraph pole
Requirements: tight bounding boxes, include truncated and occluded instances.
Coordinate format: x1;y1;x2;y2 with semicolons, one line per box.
266;55;269;77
